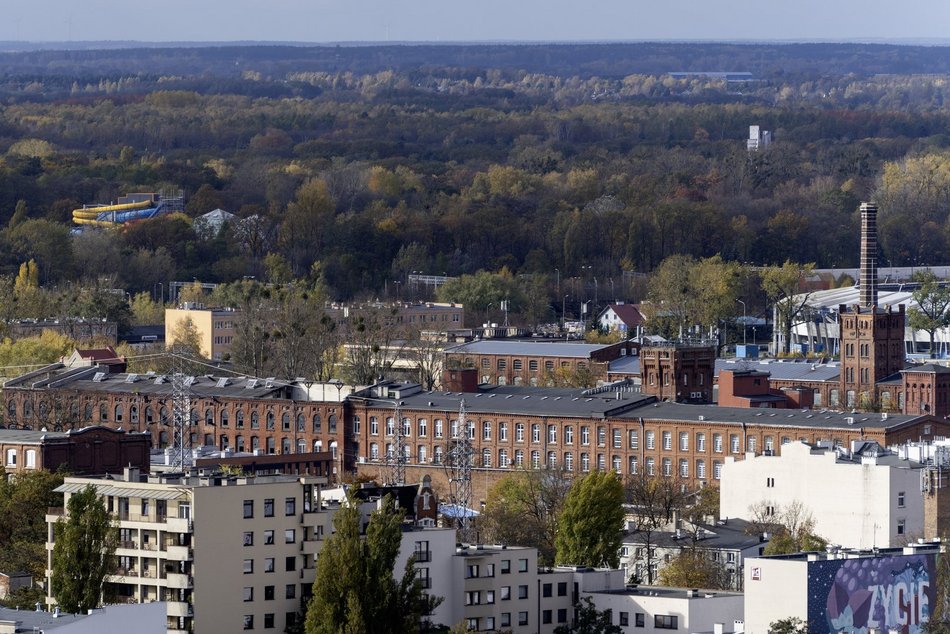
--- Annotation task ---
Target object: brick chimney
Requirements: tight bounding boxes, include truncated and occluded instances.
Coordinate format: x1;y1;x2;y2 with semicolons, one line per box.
859;202;878;308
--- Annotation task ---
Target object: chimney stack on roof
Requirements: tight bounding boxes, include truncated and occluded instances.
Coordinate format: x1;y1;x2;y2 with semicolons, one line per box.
859;202;878;308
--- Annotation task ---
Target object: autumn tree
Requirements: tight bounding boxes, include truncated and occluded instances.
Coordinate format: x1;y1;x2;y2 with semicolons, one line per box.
625;473;692;584
760;261;816;355
129;291;165;326
908;270;950;358
646;255;741;340
481;468;572;566
50;486;118;614
748;500;827;555
658;549;730;590
305;495;441;634
556;471;625;568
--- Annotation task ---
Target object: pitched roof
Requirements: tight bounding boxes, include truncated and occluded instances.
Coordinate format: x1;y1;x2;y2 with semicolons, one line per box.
603;303;646;327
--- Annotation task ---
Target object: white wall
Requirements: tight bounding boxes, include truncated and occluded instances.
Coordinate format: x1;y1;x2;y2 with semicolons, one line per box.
743;558;808;634
720;442;922;548
585;590;744;634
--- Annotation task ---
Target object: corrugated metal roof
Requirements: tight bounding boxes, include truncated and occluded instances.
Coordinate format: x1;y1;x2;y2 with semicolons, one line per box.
715;358;840;382
444;340;614;358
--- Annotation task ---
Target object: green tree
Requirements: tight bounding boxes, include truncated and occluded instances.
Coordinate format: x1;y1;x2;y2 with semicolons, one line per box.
482;468;571;566
129;292;165;326
0;468;65;581
658;549;729;589
555;471;625;568
305;495;441;634
750;500;827;556
553;597;622;634
760;261;816;355
50;486;117;614
908;270;950;358
625;473;691;584
768;617;810;634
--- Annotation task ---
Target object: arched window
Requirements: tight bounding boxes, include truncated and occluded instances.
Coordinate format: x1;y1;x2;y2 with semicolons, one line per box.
159;431;169;448
83;403;93;421
281;412;290;431
129;405;139;424
297;439;306;454
114;405;124;422
281;438;290;454
24;400;33;418
236;435;245;452
220;410;229;427
266;437;275;454
205;408;214;426
38;401;49;419
329;415;338;434
236;410;244;429
482;448;492;468
296;413;305;433
160;407;169;424
266;411;275;431
251;436;260;451
220;434;229;450
7;401;15;419
70;403;79;420
99;403;107;421
190;409;199;425
251;411;260;430
204;433;213;446
312;414;322;433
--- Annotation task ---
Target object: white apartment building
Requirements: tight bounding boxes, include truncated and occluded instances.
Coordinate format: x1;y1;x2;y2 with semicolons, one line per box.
720;441;924;549
586;586;744;634
47;469;334;633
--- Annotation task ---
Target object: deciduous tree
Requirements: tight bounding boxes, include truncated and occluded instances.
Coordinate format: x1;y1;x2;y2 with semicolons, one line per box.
760;261;816;355
908;269;950;358
305;495;441;634
50;486;117;614
553;597;622;634
556;471;625;568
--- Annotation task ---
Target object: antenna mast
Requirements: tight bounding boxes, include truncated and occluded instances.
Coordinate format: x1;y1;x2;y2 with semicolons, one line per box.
446;399;474;541
387;401;407;485
170;346;192;470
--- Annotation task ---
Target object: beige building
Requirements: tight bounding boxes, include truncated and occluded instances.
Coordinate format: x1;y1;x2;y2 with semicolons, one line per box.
47;469;333;633
165;306;238;361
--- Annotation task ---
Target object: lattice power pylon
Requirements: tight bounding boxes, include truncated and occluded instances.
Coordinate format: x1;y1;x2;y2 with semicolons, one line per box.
445;399;474;542
387;401;407;485
170;347;192;470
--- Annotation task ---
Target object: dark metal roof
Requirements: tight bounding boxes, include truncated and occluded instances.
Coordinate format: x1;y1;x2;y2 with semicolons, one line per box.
444;339;617;358
715;358;840;383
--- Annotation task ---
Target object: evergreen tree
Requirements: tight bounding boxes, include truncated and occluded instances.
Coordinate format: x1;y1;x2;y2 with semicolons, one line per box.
305;495;441;634
50;486;117;614
555;471;625;568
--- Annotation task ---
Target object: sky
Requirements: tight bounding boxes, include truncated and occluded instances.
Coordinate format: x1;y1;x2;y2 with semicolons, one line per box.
3;0;950;44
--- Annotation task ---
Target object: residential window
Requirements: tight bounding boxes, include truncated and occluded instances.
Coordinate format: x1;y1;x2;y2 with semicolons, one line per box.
244;615;254;630
764;436;774;452
613;429;622;448
531;450;540;469
285;497;296;516
713;433;723;452
621;612;630;626
516;423;525;442
662;431;672;450
629;456;638;474
418;419;427;437
612;455;621;473
646;431;655;449
697;460;706;480
264;530;275;545
264;499;274;517
501;613;511;627
646;458;655;476
636;613;645;627
264;585;275;600
543;610;553;624
532;424;541;443
713;461;723;480
548;451;558;468
501;559;511;574
898;519;906;535
5;449;15;467
285;529;296;544
483;448;492;468
549;425;558;444
243;531;254;546
286;584;296;599
679;432;688;451
518;584;529;599
581;426;591;445
515;450;524;467
730;434;740;453
581;453;590;472
500;422;508;441
370;417;378;435
662;458;672;477
243;559;254;574
264;558;275;573
499;448;509;467
696;432;706;452
435;419;444;438
244;587;253;602
679;459;688;478
565;452;574;472
483;421;492;440
565;426;574;444
655;615;678;629
748;436;757;452
264;614;274;629
630;430;639;449
243;500;254;518
519;612;529;626
898;491;906;508
597;426;606;446
558;609;568;623
518;558;528;572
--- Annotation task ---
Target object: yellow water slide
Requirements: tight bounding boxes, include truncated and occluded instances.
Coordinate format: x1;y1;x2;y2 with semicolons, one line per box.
72;199;153;226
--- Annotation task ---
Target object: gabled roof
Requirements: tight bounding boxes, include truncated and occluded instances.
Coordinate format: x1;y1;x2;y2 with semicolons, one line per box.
601;303;646;328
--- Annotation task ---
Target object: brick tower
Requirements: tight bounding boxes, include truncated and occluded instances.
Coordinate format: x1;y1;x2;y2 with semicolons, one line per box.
838;202;905;410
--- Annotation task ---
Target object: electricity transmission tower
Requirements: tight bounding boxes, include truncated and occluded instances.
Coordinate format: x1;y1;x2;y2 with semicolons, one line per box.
444;399;474;542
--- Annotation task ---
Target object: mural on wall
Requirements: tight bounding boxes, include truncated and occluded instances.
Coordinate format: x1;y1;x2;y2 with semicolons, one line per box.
808;555;935;634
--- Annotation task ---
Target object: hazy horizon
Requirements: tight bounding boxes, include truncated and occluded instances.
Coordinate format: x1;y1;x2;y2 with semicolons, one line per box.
4;0;950;45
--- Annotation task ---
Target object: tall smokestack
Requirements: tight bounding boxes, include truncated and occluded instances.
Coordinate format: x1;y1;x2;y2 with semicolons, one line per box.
859;202;878;308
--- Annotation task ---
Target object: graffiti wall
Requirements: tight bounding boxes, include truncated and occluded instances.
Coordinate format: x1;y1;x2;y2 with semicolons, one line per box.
807;554;936;634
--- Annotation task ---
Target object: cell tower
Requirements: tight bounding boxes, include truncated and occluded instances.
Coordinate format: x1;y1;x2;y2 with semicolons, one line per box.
170;346;192;470
387;401;407;485
445;399;474;542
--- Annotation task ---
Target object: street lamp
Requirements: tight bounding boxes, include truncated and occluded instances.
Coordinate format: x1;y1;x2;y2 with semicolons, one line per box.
736;299;747;345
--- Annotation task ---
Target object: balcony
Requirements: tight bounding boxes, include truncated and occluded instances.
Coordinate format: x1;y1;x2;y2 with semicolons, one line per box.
166;573;193;589
165;545;192;561
166;517;192;533
413;550;432;563
166;601;193;618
